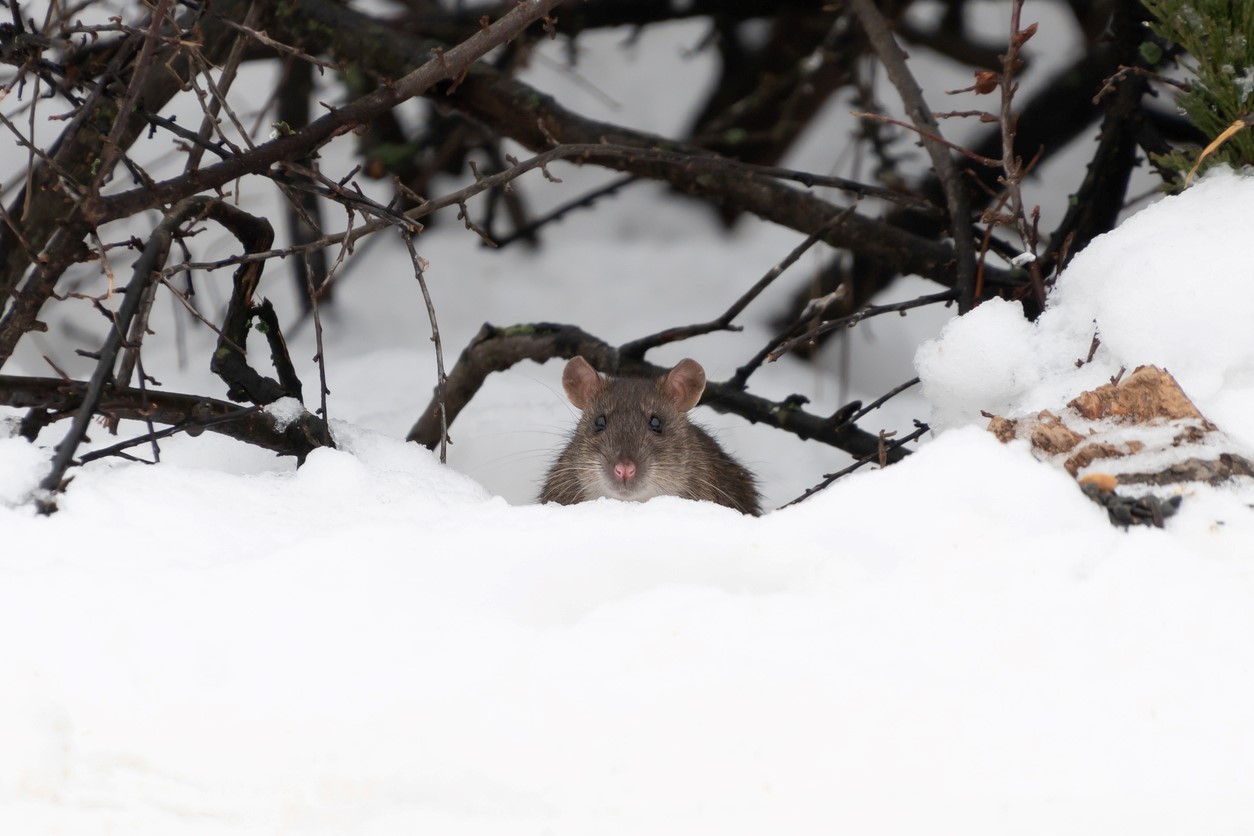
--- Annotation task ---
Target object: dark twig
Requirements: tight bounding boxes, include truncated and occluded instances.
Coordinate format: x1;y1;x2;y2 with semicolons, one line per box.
36;197;205;511
771;290;958;360
206;203;290;405
219;16;339;72
779;420;930;509
306;211;346;422
1043;0;1151;278
137;108;231;161
848;0;977;313
134;353;161;462
155;139;987;307
182;2;258;172
275;56;329;310
0;2;255;369
491;173;638;249
90;0;572;224
1093;64;1188;104
90;0;174;192
253;300;304;402
157;275;243;352
0;375;328;460
843;376;920;426
620;221;837;360
730;274;858;390
273;162;422;232
407;323;911;466
402;230;449;462
111;247;168;429
850;111;1000;168
77;405;262;465
992;0;1045;307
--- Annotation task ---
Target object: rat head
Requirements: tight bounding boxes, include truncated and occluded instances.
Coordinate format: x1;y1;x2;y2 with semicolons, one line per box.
560;356;706;502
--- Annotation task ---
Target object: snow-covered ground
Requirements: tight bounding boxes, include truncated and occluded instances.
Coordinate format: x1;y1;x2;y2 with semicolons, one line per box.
4;9;1254;834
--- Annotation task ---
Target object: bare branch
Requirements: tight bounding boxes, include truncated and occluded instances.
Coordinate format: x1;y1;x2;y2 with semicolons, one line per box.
91;0;176;192
89;0;572;225
0;375;329;462
407;323;911;466
847;0;977;313
36;197;206;510
402;231;449;462
780;420;929;509
771;290;958;360
620;214;846;359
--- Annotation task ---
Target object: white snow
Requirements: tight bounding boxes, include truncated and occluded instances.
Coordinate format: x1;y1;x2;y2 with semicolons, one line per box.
918;168;1254;447
263;397;308;433
4;14;1254;836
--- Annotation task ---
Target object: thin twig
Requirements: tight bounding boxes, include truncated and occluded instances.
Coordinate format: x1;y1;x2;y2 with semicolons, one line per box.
91;0;174;192
135;353;161;462
779;420;929;509
1011;8;1045;305
91;0;573;223
1093;64;1188;105
771;290;958;360
219;17;339;72
158;275;245;353
160;140;945;287
36;197;204;511
621;214;847;359
852;111;999;168
77;405;260;466
402;230;448;462
0;374;327;459
183;2;258;173
842;377;920;426
847;0;978;313
491;174;638;248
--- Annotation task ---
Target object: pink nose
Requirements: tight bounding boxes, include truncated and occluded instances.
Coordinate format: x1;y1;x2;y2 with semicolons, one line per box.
614;460;636;483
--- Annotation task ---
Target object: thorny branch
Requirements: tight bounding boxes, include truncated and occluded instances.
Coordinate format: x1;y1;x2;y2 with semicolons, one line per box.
989;0;1046;305
771;291;959;359
406;322;914;468
847;0;977;314
35;200;205;511
0;375;329;460
619;216;842;360
402;230;449;463
0;0;1177;510
780;420;930;510
33;196;331;512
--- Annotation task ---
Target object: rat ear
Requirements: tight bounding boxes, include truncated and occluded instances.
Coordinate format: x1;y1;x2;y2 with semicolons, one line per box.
562;356;606;410
662;358;706;412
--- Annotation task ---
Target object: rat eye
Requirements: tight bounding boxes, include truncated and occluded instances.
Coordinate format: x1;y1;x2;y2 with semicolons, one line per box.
593;415;607;432
648;415;662;433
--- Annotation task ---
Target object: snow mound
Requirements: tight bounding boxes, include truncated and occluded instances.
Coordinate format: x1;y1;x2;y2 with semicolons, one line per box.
0;436;49;507
917;167;1254;446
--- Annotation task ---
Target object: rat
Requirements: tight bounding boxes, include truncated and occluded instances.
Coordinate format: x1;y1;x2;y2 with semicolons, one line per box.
539;356;762;515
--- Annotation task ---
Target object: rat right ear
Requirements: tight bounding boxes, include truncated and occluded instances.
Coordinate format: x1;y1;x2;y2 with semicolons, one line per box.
663;358;706;412
562;356;606;410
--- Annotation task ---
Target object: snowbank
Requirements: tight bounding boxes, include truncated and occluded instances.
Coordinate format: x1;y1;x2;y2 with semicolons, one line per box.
918;168;1254;446
4;421;1254;833
4;22;1254;835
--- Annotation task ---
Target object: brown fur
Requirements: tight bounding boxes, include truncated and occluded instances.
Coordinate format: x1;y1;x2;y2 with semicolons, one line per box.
540;357;762;515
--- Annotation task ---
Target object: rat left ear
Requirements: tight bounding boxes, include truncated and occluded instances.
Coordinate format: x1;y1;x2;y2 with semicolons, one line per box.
662;358;705;412
562;356;607;410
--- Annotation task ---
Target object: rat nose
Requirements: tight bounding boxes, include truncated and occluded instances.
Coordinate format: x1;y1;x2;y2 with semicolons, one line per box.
613;459;637;483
